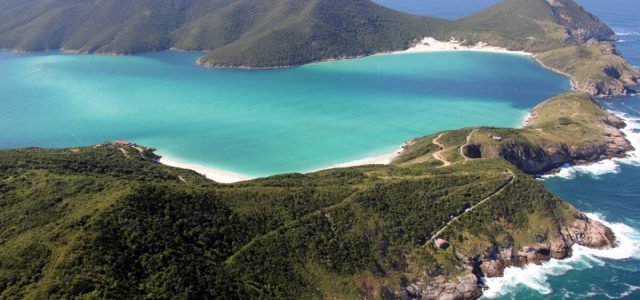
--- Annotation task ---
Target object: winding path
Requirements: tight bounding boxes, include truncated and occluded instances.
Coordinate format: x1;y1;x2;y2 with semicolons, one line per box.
430;169;515;242
432;129;478;167
432;133;452;167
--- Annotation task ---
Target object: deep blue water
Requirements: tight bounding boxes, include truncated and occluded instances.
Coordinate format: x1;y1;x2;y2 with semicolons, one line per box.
374;0;640;299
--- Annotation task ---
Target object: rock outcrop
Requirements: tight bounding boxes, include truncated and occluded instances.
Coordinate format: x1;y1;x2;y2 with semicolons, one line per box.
396;214;615;299
474;213;615;280
498;114;633;175
396;274;482;300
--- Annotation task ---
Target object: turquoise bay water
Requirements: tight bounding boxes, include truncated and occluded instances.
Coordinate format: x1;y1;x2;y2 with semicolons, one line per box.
0;50;568;176
374;0;640;299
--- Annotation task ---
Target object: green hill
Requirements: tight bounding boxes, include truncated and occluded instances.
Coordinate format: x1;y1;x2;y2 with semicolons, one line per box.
444;0;615;52
0;143;579;299
0;0;442;67
0;0;615;65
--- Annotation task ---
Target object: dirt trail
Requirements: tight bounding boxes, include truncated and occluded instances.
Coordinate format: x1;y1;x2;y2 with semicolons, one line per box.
432;133;452;167
430;169;515;242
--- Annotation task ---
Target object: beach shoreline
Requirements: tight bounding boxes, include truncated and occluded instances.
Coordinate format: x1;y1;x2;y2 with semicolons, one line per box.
392;37;579;91
391;37;532;56
158;155;256;184
157;144;408;184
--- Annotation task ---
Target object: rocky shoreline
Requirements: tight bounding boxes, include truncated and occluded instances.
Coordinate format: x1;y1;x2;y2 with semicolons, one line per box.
395;214;617;300
499;110;634;175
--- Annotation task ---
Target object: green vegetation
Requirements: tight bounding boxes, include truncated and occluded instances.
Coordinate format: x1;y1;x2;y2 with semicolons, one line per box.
0;141;579;298
443;0;615;52
0;0;442;67
0;1;635;298
536;44;640;95
396;91;630;174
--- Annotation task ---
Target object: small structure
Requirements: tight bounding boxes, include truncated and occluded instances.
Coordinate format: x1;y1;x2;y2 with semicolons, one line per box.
492;136;503;142
435;238;450;249
113;140;130;146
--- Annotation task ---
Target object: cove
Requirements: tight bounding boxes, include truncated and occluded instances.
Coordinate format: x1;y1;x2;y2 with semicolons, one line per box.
0;50;570;177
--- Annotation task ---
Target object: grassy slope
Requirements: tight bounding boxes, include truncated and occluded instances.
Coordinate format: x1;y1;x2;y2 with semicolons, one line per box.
0;142;579;299
536;44;640;95
395;91;629;174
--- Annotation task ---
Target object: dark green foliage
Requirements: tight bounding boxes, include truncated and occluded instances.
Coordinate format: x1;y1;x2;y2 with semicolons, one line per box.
0;0;443;67
61;185;248;299
0;0;615;68
0;147;577;298
0;242;51;299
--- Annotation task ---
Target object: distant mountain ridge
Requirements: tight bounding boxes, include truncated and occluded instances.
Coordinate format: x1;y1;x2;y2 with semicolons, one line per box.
0;0;613;63
0;0;442;66
446;0;616;52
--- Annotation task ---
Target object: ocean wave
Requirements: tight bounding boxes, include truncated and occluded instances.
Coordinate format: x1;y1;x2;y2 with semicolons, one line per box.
542;110;640;180
482;213;640;298
615;31;640;36
611;284;640;299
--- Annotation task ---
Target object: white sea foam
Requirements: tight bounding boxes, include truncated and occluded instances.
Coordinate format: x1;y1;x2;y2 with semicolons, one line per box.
615;31;640;36
482;213;640;298
613;284;640;299
542;110;640;180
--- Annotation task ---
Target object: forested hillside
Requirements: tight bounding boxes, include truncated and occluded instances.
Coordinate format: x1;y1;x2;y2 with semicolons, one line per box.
0;0;616;66
0;143;579;299
0;0;442;67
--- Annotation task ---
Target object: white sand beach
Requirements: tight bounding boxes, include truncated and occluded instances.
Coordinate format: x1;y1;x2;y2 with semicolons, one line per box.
158;145;407;184
395;37;532;56
159;155;255;184
323;145;406;169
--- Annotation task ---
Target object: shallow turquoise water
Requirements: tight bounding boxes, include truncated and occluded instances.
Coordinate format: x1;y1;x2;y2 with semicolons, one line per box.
0;50;568;176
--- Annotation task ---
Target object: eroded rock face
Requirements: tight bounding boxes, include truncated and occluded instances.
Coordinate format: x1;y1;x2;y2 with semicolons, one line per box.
496;117;634;175
475;214;615;280
562;215;616;248
395;215;616;299
397;274;482;300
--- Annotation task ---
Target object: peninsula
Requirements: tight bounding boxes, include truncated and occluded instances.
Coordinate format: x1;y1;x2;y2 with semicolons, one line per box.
0;0;638;299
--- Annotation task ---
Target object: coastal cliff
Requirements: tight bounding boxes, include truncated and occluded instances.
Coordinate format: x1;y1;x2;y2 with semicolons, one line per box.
468;92;634;175
535;43;640;96
394;213;615;300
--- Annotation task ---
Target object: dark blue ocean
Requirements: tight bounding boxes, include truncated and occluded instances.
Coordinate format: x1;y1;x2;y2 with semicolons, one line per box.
374;0;640;299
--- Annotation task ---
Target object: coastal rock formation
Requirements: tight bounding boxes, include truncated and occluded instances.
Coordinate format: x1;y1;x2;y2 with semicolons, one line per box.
562;214;617;248
475;214;615;279
396;274;482;300
396;214;615;299
497;104;633;175
498;135;632;175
